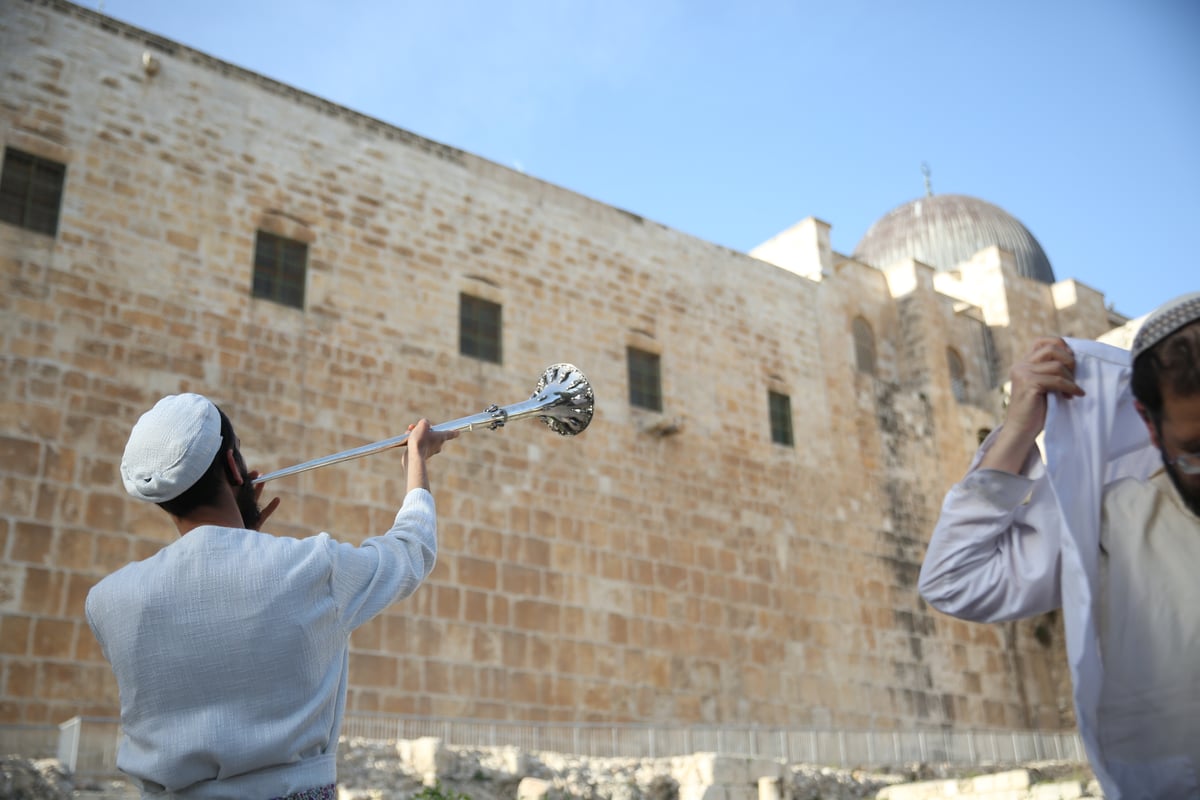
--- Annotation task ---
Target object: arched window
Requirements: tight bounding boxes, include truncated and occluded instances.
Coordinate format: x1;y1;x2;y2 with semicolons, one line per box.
947;347;967;403
852;317;876;376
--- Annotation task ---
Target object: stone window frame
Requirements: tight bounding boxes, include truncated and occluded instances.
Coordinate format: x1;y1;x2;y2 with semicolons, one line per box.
0;146;67;237
252;229;308;309
459;292;503;364
852;316;876;376
626;346;663;412
947;346;968;404
767;389;794;447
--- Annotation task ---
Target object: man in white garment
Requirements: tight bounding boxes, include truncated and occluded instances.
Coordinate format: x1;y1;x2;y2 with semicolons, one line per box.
87;396;456;798
919;292;1200;799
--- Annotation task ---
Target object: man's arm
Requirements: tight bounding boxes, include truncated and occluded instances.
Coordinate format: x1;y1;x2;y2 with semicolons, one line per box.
918;443;1062;621
329;419;458;630
918;338;1082;622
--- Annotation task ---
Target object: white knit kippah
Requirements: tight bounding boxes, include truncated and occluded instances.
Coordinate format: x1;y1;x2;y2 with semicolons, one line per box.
1131;291;1200;362
121;393;222;503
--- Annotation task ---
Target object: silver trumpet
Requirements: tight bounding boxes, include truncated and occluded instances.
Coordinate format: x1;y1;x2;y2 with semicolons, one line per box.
253;363;594;485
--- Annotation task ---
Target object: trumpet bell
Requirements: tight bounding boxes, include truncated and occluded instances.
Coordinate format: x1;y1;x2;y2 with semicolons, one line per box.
533;363;595;436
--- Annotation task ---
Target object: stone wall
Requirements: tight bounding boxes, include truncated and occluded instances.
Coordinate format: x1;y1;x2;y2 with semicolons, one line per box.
1;0;1105;731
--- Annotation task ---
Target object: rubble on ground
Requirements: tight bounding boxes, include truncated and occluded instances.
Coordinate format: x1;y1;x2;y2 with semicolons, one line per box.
1;742;1099;800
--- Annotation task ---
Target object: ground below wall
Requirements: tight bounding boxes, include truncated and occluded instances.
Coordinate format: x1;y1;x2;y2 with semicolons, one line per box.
2;740;1101;800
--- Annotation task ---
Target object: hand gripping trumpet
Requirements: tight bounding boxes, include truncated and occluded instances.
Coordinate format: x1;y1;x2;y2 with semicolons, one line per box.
253;363;594;485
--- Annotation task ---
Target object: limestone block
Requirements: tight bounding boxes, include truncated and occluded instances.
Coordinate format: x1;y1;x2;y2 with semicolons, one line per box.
680;782;727;800
404;737;456;784
876;779;958;800
518;777;553;800
1030;783;1084;800
748;758;784;782
968;770;1031;792
692;753;747;785
757;776;783;800
478;744;528;779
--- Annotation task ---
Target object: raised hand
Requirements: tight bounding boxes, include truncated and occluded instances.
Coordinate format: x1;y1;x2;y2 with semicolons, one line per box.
244;470;281;531
979;338;1085;474
1004;337;1085;441
404;419;458;493
406;419;458;460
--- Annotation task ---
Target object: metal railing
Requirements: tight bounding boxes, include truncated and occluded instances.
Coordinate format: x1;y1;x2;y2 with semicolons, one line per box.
338;714;1086;767
44;714;1087;778
0;723;59;759
54;716;122;776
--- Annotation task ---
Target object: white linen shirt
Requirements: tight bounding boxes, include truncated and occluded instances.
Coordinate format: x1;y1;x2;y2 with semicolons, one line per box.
86;487;438;799
916;340;1198;799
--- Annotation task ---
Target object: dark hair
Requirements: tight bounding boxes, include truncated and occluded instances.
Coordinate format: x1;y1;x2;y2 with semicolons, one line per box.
157;407;236;517
1131;320;1200;422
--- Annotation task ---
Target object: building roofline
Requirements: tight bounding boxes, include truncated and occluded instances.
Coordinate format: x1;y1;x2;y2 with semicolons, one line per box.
33;0;474;165
33;0;759;255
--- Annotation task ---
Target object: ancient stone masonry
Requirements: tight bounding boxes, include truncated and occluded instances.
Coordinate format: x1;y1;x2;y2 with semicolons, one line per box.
1;0;1116;732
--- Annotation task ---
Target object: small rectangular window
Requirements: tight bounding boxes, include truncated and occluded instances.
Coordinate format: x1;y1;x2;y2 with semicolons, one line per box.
252;230;307;309
768;390;794;447
460;293;502;363
0;147;67;236
627;347;662;412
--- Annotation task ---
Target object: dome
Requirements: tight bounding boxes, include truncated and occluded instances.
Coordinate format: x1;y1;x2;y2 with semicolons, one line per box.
853;194;1055;284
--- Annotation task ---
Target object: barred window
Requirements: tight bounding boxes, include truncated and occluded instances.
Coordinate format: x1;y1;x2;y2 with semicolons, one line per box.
0;147;67;236
627;347;662;412
768;390;794;447
460;293;502;363
252;230;307;309
852;317;876;376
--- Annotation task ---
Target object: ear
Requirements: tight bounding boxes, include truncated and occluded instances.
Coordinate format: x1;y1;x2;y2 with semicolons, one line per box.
1134;400;1162;450
224;449;245;486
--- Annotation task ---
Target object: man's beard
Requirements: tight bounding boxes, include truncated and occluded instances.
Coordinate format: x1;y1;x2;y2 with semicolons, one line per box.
1163;456;1200;518
235;466;261;529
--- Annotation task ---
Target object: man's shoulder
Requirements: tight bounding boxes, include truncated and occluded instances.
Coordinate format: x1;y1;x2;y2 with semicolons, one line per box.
87;528;249;598
1103;473;1159;508
88;545;167;599
1101;470;1183;530
86;529;331;610
86;553;157;628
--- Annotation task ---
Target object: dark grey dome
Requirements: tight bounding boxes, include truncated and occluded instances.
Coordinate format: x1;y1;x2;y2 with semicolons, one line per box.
853;194;1055;284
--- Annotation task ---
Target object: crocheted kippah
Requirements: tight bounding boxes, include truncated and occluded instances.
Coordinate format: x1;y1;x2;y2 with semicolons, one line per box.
1131;291;1200;362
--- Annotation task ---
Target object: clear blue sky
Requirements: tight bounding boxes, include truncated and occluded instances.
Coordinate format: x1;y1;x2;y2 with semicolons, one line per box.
97;0;1198;321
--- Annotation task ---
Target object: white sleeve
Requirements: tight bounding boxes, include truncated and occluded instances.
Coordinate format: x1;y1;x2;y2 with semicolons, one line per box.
327;487;438;631
918;435;1063;623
